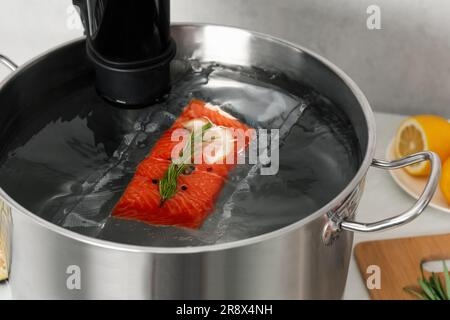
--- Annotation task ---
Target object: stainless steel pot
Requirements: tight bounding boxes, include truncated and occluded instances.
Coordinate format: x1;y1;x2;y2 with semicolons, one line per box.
0;24;441;299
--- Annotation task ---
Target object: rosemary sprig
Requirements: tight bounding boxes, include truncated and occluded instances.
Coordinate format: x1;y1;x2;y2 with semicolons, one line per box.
158;122;213;205
404;261;450;300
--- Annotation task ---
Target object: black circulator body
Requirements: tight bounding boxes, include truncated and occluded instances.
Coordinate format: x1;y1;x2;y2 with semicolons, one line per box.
73;0;176;107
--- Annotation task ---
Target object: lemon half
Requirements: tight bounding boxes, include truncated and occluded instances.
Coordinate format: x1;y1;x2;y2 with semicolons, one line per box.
395;115;450;176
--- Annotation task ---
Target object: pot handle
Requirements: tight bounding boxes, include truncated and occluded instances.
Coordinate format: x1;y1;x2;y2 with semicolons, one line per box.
340;151;441;233
0;54;18;72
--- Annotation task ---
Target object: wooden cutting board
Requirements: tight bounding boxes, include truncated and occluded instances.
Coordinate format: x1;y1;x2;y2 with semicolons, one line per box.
354;234;450;300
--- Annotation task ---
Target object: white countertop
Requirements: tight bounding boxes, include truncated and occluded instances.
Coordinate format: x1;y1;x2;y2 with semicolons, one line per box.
1;111;449;300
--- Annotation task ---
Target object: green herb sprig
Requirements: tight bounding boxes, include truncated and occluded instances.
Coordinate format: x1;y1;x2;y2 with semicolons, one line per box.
404;261;450;300
158;122;213;206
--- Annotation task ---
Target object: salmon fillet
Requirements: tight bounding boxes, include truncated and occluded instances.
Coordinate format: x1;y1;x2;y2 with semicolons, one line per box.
112;99;252;228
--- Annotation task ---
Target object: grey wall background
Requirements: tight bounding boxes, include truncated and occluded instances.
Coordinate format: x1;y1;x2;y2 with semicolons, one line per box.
0;0;449;116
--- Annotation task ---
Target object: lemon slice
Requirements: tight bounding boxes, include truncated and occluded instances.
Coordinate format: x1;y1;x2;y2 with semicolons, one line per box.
395;118;428;175
395;115;450;176
203;127;235;164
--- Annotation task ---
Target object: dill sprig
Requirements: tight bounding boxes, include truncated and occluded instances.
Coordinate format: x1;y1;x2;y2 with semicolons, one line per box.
158;122;213;206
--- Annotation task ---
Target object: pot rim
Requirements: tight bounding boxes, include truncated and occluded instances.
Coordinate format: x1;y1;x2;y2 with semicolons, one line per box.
0;23;376;254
